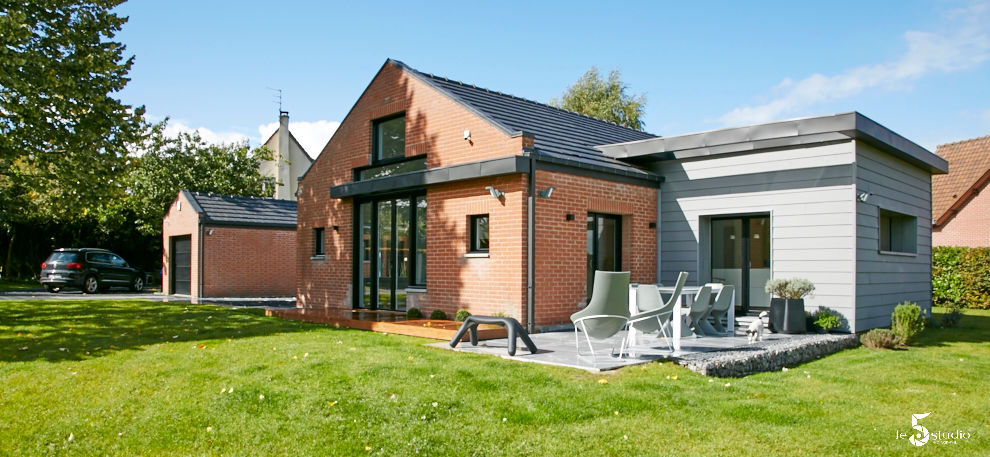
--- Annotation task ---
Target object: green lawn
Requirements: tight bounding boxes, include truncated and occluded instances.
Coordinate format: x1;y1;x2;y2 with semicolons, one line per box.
1;301;987;456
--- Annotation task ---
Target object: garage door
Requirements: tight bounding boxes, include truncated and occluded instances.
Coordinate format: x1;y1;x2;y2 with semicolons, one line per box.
171;236;191;295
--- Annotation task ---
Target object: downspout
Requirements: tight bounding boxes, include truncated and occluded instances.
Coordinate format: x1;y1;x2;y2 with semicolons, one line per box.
656;186;662;285
526;155;536;333
198;219;204;300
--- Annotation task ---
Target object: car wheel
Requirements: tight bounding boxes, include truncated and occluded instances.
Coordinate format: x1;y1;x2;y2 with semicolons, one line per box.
45;285;60;293
130;276;144;292
83;275;100;294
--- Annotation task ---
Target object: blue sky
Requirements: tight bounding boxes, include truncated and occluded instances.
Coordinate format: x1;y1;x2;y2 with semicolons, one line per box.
116;0;990;154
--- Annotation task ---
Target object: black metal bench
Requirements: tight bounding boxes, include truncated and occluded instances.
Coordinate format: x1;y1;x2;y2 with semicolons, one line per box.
449;316;538;356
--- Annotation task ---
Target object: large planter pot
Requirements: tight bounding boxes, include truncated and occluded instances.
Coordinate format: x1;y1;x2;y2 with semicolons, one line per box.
769;298;807;334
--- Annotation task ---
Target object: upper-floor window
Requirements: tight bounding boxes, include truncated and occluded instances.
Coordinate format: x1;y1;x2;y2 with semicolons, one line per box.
374;114;405;162
879;208;917;254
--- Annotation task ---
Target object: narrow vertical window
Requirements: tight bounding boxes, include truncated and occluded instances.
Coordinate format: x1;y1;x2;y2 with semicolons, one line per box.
313;227;325;256
470;215;489;252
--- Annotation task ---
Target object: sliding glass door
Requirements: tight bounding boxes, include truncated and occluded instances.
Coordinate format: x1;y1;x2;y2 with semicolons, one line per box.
356;194;425;310
710;215;770;313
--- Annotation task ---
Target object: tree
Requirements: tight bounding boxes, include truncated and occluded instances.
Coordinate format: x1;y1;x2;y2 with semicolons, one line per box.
126;121;274;237
550;67;646;130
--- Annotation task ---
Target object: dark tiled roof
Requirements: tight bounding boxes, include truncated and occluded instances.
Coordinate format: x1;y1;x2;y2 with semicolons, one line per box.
186;191;297;228
932;136;990;224
393;60;657;176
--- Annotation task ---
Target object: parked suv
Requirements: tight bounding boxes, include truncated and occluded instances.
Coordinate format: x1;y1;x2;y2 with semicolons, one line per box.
40;248;145;294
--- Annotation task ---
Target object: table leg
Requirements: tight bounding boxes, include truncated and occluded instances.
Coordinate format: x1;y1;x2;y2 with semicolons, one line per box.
727;289;736;336
672;295;682;355
627;286;638;356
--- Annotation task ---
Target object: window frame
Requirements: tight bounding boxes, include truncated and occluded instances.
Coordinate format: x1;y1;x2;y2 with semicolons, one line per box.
371;112;406;164
313;227;325;257
878;208;918;255
469;214;490;253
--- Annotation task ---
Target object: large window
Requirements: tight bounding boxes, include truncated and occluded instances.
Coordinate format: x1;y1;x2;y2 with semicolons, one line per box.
879;209;917;254
470;215;489;253
356;194;426;310
374;114;405;161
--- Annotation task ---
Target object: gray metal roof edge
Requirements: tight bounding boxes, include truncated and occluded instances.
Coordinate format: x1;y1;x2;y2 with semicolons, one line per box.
330;156;528;198
389;59;517;137
596;111;948;174
526;151;663;187
201;219;297;230
180;189;205;214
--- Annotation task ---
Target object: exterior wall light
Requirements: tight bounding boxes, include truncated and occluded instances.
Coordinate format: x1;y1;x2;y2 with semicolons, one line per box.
857;191;871;202
485;186;504;199
537;186;555;198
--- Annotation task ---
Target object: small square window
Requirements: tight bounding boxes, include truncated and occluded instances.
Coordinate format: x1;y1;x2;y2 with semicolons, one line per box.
313;227;325;256
879;209;917;254
470;215;489;252
373;115;405;162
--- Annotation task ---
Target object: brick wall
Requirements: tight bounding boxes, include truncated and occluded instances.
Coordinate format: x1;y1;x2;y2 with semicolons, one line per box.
202;226;296;296
297;61;524;309
933;186;990;247
162;192;200;297
533;170;657;325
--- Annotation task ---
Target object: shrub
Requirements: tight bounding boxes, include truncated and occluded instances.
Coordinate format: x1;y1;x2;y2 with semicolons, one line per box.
455;309;471;322
941;308;963;328
861;328;899;349
890;302;925;345
814;310;842;333
405;307;422;319
765;278;815;299
430;309;448;320
932;246;990;309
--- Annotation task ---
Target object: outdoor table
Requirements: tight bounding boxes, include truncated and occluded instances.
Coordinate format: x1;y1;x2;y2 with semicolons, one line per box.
627;283;734;356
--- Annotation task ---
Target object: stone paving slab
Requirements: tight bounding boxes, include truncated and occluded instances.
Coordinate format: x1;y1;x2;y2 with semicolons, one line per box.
433;330;858;375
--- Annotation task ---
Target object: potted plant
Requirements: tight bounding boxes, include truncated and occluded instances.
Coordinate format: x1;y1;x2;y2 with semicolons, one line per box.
764;278;815;334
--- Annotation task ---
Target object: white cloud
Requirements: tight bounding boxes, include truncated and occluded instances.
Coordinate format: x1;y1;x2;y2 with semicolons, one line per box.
718;1;990;126
257;120;340;157
163;120;251;145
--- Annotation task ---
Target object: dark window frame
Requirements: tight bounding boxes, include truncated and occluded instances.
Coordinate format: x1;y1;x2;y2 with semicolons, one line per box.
878;208;917;254
313;227;325;256
469;214;490;253
372;112;406;164
352;191;427;311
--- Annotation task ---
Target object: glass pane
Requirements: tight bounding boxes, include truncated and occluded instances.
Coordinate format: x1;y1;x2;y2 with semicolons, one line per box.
475;216;489;250
749;217;772;309
358;158;425;180
377;201;394;309
375;116;405;161
415;196;427;285
598;216;617;271
395;199;410;309
711;219;744;309
587;215;595;298
359;203;372;308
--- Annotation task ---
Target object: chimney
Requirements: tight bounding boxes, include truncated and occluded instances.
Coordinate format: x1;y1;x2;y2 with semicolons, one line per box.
276;111;292;199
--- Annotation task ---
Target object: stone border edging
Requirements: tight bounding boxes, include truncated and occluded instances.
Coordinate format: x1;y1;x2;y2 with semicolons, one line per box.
676;333;860;377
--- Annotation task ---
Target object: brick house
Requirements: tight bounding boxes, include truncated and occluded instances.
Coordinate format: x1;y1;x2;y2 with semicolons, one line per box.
932;136;990;247
259;111;314;200
162;190;297;298
297;59;946;332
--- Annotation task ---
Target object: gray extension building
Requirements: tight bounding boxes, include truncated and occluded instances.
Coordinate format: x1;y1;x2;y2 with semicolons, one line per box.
597;112;948;332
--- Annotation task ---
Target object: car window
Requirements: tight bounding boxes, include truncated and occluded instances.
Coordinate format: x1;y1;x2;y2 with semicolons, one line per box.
46;252;80;263
88;252;109;264
109;254;127;267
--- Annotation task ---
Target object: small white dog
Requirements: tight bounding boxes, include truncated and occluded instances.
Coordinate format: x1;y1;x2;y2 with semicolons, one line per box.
746;311;770;344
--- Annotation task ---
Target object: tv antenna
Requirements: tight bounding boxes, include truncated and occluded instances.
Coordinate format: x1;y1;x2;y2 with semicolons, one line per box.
266;87;285;114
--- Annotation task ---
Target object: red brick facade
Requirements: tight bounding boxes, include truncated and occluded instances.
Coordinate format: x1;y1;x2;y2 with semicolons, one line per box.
162;193;296;298
932;182;990;247
296;61;657;327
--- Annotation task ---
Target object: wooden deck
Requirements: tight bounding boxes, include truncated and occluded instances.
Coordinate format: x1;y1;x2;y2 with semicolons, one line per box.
266;308;508;341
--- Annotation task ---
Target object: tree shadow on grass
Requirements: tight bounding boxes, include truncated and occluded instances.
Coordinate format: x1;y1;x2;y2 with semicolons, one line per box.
911;309;990;347
0;300;328;363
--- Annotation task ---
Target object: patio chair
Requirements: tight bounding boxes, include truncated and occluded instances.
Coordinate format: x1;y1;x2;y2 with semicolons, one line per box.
571;271;630;361
707;284;735;334
625;272;688;352
685;285;714;337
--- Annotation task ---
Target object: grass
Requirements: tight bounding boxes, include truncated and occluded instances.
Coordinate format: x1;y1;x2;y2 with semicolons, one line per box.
1;302;988;456
0;278;40;291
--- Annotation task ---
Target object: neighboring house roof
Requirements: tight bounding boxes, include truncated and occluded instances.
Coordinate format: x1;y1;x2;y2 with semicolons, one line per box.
391;59;657;176
932;135;990;228
262;129;314;162
182;190;297;229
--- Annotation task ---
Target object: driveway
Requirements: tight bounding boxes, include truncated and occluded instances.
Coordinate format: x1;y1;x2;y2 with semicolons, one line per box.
0;288;295;308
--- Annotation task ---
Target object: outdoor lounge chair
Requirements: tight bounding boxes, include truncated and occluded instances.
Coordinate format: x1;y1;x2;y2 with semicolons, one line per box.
707;284;735;334
625;272;688;352
571;271;630;361
685;285;713;337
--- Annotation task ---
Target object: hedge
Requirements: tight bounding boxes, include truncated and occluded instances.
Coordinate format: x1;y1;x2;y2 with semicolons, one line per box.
932;246;990;309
